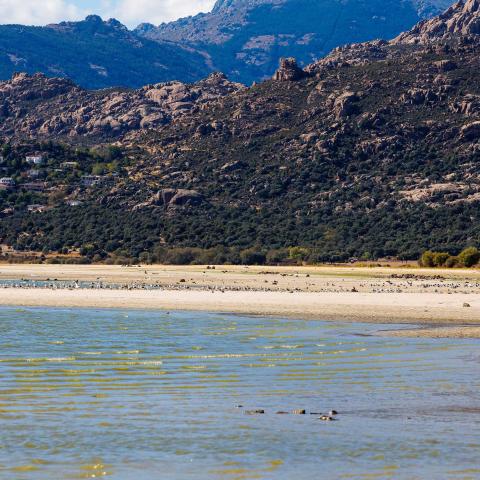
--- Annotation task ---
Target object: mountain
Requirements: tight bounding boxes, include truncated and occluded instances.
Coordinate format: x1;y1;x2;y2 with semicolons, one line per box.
395;0;480;42
0;15;212;89
136;0;452;84
1;0;480;263
0;0;451;89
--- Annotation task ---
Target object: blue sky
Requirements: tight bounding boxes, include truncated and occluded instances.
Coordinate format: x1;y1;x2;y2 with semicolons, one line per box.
0;0;216;28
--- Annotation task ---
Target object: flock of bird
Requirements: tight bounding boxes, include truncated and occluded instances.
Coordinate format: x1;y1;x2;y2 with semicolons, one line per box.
0;275;479;295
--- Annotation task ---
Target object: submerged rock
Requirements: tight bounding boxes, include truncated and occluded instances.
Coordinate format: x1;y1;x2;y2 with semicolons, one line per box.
292;409;306;414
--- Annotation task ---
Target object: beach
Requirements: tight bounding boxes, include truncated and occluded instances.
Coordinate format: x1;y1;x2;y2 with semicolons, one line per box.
1;264;480;337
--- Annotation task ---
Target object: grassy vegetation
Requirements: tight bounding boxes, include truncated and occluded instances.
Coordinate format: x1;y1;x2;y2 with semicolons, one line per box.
419;247;480;268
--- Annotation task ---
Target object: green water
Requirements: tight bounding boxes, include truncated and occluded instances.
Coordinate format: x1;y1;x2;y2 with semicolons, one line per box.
0;307;479;479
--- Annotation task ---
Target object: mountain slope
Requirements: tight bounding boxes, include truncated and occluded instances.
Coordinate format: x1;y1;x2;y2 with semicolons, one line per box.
0;0;452;88
1;1;480;262
0;15;212;89
395;0;480;43
137;0;453;84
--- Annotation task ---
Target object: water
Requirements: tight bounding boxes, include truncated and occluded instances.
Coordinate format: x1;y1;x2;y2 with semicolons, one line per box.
0;307;479;479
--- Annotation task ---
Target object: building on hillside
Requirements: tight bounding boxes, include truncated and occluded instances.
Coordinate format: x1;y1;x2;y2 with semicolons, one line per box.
27;169;41;179
0;177;15;190
23;182;47;192
26;155;44;165
67;200;83;207
81;175;104;187
61;161;79;169
27;204;47;213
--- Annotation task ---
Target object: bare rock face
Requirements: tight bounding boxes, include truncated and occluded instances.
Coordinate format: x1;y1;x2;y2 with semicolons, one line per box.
451;94;480;115
137;189;204;209
152;188;204;206
460;121;480;140
401;88;438;105
273;58;307;81
329;91;359;119
394;0;480;44
433;59;458;71
0;72;244;139
170;189;203;206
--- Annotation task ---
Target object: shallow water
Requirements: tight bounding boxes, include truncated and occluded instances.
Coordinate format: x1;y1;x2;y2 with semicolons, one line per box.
0;307;479;479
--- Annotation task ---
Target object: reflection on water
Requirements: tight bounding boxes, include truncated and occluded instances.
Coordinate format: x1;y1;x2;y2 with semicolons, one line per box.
0;307;479;479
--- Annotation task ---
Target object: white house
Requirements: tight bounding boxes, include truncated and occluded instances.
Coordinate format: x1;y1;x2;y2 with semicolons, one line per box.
0;177;15;189
27;204;47;213
27;169;41;178
61;161;79;169
81;175;104;187
26;155;44;166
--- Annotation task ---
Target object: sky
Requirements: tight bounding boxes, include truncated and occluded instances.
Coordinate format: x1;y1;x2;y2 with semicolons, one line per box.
0;0;217;28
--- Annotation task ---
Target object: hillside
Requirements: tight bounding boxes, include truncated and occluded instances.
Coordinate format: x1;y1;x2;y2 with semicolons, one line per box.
0;0;450;88
137;0;452;84
0;15;212;89
1;0;480;264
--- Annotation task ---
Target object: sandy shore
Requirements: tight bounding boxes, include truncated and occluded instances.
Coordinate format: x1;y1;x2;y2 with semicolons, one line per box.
380;325;480;338
1;264;480;337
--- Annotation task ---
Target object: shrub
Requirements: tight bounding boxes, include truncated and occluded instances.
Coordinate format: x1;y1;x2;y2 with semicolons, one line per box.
419;251;435;267
240;248;266;265
164;248;197;265
289;247;310;262
445;256;458;268
432;252;450;267
266;248;289;265
457;247;480;268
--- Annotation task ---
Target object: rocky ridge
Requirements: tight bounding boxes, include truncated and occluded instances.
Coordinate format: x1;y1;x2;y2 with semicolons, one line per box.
0;72;243;138
137;0;451;84
0;0;455;88
394;0;480;43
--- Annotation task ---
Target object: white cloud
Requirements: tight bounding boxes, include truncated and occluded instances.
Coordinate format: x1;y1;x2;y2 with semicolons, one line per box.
0;0;217;28
0;0;84;25
110;0;216;26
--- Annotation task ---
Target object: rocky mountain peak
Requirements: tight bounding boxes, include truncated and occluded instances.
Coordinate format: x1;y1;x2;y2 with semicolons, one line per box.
85;15;104;24
49;15;129;35
211;0;285;12
394;0;480;43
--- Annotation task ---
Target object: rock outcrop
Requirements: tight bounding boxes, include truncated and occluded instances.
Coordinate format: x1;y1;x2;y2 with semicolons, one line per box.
330;91;360;119
272;58;307;81
394;0;480;44
0;72;244;138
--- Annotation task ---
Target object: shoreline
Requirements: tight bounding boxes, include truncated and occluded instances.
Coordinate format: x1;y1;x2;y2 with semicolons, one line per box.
1;288;480;337
1;264;480;338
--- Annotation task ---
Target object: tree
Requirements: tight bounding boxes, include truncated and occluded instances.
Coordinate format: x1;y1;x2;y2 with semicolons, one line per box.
289;247;309;262
240;248;266;265
419;250;435;267
457;247;480;268
432;252;450;267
